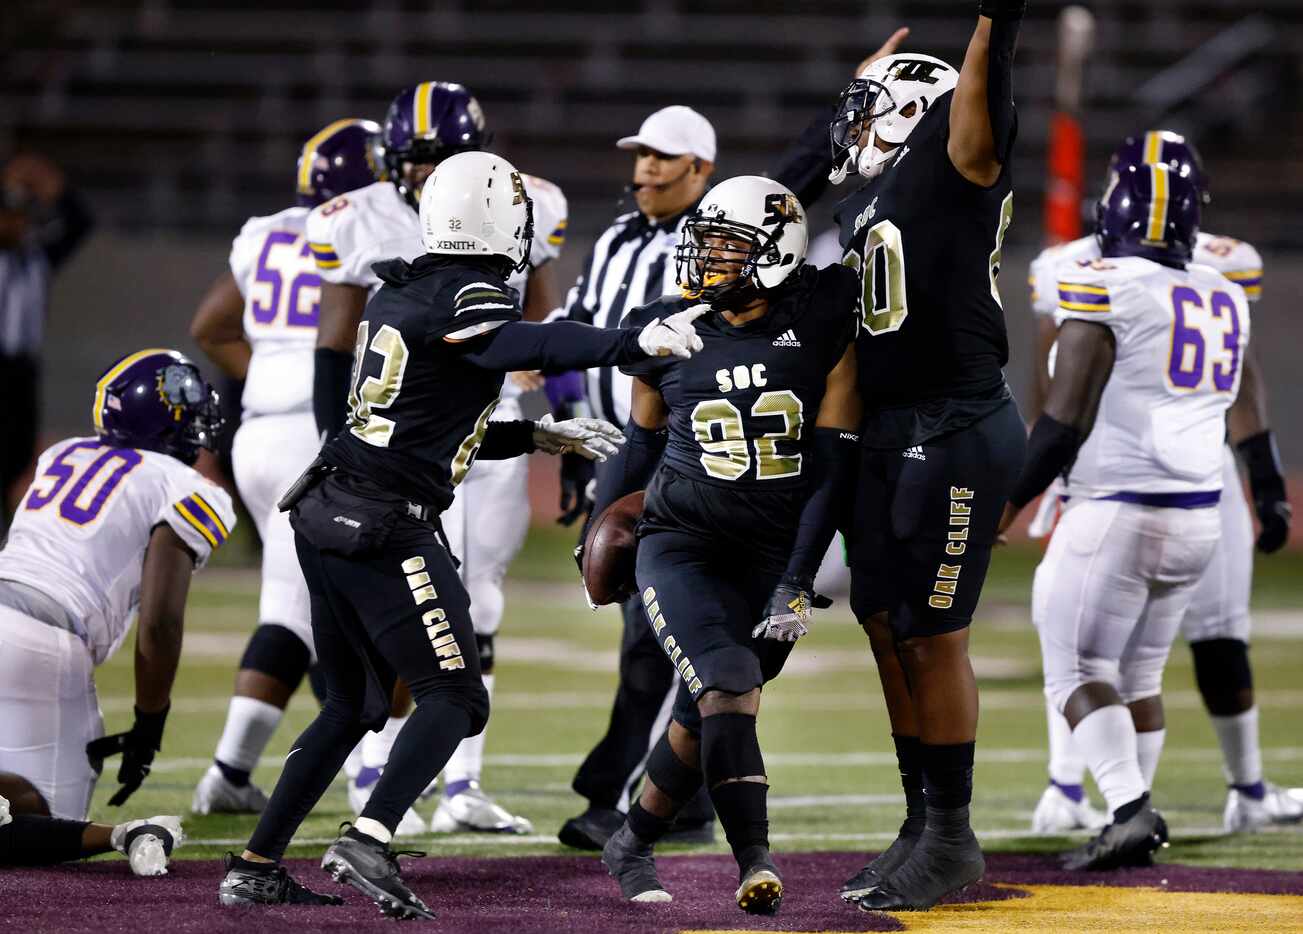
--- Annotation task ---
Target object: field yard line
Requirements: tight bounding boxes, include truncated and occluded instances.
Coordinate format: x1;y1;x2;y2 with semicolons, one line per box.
145;746;1303;773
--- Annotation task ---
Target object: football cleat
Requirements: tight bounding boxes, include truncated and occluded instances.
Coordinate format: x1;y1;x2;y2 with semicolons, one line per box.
429;783;533;835
839;816;924;900
218;854;344;907
1223;782;1303;833
1061;797;1168;871
111;815;184;877
602;823;672;903
192;765;268;815
321;827;433;921
1032;783;1109;833
856;823;985;912
559;806;625;850
735;856;783;915
347;776;426;838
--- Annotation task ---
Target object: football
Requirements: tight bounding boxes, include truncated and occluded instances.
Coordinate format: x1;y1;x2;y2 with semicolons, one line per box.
581;490;645;606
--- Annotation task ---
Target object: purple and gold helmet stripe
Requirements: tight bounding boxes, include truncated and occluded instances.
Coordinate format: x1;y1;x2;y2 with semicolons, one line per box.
414;82;438;137
1144;164;1171;244
92;347;175;433
1142;131;1166;167
174;493;228;548
309;241;341;269
1057;282;1110;313
297;118;370;198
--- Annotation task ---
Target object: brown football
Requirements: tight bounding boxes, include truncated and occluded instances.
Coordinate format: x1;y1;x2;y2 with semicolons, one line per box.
582;490;645;606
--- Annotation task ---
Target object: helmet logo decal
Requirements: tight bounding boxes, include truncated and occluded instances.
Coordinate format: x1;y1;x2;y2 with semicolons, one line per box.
467;97;486;131
510;171;526;206
761;192;803;227
889;59;947;84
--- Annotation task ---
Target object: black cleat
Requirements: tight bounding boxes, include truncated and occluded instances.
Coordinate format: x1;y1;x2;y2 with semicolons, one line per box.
558;806;625;851
321;827;433;920
218;853;344;908
856;823;984;912
1061;798;1169;871
839;815;924;901
601;823;672;903
735;854;783;915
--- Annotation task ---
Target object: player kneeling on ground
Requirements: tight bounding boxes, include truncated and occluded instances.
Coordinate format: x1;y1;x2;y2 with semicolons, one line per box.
998;159;1250;869
0;772;182;875
591;176;861;915
217;151;706;920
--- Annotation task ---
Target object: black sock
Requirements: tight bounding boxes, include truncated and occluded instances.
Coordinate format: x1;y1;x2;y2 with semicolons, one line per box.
920;741;975;810
362;698;470;833
711;781;770;864
1112;792;1149;824
0;815;89;866
893;734;926;827
700;711;770;866
229;853;278;873
216;759;251;788
626;801;674;844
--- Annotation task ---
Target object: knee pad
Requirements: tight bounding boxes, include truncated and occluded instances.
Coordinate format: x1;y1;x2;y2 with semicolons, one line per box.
700;647;764;697
645;731;702;804
1046;656;1119;714
411;677;491;738
701;712;765;788
239;623;311;689
467;578;505;638
848;573;887;625
475;633;495;674
1190;638;1253;715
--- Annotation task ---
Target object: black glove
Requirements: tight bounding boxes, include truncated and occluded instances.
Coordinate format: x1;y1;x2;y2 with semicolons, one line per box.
751;576;833;642
1237;431;1292;554
977;0;1027;19
558;452;595;526
86;705;169;806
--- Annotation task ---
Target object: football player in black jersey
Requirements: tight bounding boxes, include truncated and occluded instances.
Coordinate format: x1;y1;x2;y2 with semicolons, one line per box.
217;151;708;919
772;2;1029;913
592;176;861;915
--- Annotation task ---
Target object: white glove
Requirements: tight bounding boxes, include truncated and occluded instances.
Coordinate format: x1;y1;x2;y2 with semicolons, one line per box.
533;414;626;461
637;304;708;359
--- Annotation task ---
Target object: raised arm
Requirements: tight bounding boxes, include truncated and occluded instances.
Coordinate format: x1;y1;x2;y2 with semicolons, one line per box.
190;270;251;380
948;3;1025;187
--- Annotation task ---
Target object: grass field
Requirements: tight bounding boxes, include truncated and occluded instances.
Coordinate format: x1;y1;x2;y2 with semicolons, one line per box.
86;524;1303;874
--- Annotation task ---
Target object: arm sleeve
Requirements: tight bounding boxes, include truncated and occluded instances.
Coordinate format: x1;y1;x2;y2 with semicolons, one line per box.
985;11;1022;166
784;427;859;583
40;189;95;271
460;320;647;373
589;421;666;523
157;478;237;569
475;420;537;460
313;347;354;438
1009;413;1081;510
769;106;837;209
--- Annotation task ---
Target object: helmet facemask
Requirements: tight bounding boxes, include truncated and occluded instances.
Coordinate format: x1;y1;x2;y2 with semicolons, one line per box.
156;363;224;465
676;216;785;307
830;77;899;184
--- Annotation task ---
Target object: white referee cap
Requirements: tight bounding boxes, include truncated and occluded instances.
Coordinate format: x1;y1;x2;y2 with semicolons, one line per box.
617;106;716;162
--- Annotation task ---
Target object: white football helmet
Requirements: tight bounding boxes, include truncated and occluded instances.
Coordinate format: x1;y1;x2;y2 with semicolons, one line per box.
675;175;808;303
829;53;959;184
419;151;533;272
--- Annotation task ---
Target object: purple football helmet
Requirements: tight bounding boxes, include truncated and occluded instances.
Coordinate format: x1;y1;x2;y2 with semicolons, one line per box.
382;82;490;204
1096;161;1200;267
93;349;224;465
296;118;383;207
1107;130;1209;203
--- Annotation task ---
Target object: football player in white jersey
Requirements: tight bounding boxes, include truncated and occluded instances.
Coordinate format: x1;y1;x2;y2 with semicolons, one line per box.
1000;162;1250;869
306;81;568;835
187;119;384;816
0;349;235;822
1024;132;1299;834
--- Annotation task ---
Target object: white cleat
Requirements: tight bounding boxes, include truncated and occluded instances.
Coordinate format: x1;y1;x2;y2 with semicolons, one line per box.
1032;783;1109;833
1224;782;1303;833
191;765;269;815
429;783;533;835
347;777;427;838
111;816;185;877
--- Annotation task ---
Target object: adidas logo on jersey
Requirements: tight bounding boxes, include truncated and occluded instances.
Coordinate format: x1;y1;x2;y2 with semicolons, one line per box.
772;329;801;347
903;445;927;461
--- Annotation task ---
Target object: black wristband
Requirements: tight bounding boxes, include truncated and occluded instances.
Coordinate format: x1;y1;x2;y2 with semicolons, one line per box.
313;347;354;439
978;0;1027;20
132;704;170;751
1009;414;1080;509
1236;430;1286;497
476;420;537;460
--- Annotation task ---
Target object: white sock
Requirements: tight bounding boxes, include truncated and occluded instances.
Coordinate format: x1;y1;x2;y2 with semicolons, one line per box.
443;673;494;789
1046;694;1087;786
1071;705;1147;815
1210;707;1263;787
213;696;283;774
353;816;392;845
1136;728;1166;789
362;715;407;770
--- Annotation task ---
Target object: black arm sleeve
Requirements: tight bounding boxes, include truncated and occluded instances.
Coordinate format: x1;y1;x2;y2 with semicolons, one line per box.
784;427;859;583
769;106;837;209
589;422;666;525
461;320;648;373
476;420;538;460
313;347;354;439
1009;413;1080;510
980;0;1025;165
41;189;95;271
1237;430;1287;503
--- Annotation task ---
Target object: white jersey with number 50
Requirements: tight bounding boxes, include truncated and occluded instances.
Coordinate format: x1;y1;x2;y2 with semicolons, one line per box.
229;206;321;418
1052;257;1250;500
0;438;236;665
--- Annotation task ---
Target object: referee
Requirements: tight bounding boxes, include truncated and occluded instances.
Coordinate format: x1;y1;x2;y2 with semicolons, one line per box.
557;105;718;850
